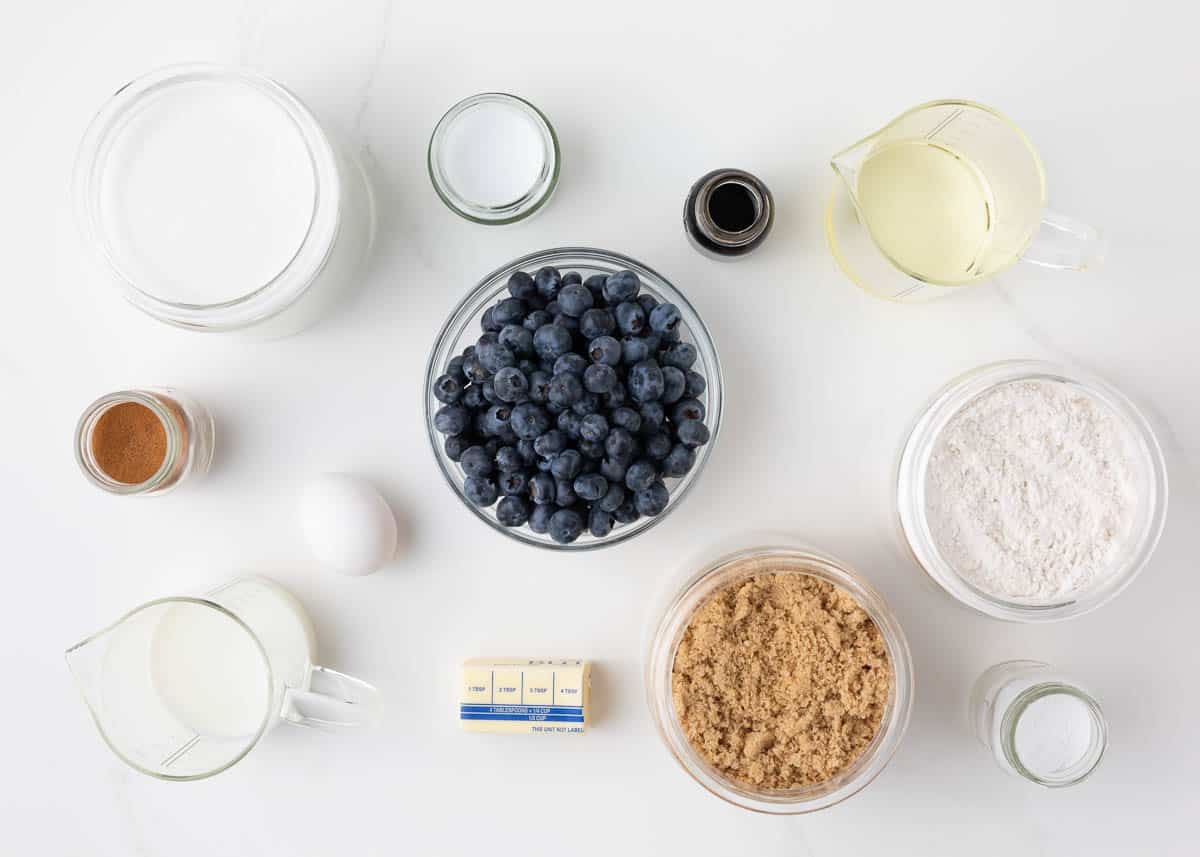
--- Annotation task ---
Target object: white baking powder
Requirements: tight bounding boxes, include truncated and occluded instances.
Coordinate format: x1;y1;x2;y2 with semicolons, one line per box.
1012;692;1096;777
925;379;1138;602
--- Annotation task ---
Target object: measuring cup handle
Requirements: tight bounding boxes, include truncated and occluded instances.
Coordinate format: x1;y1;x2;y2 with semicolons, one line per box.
1021;208;1107;271
281;665;381;730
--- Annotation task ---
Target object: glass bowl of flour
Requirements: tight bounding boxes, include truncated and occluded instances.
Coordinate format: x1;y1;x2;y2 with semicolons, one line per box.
897;360;1168;622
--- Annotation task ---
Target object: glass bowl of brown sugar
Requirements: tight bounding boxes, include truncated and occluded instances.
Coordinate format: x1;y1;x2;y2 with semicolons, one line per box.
645;545;914;814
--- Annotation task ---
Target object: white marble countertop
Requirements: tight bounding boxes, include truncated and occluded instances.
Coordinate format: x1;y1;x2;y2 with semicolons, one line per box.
3;1;1198;854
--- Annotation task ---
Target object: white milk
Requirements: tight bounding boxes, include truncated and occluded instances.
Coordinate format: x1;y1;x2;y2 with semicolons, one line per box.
99;77;317;305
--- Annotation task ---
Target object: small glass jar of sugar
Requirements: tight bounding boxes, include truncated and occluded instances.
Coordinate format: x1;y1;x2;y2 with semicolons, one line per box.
969;660;1108;788
427;93;559;225
74;64;374;338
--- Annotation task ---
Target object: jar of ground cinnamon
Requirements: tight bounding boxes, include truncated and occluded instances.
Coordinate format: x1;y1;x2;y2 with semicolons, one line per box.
75;388;214;495
645;545;914;814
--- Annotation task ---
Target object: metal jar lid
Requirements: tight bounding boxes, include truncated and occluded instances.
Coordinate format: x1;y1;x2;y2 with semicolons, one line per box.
684;168;774;258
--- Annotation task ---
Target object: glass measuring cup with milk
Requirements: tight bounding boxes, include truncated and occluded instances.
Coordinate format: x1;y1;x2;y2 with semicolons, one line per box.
66;577;378;781
826;100;1105;301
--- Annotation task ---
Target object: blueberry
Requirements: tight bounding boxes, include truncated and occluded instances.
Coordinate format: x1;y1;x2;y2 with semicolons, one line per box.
579;308;616;339
517;438;538;464
557;410;583;438
550;449;583;481
613;499;640;524
579;437;606;459
493;367;529;402
677;419;710;448
603;383;627;409
649;303;681;335
481;306;502;332
509;402;550;439
528;502;554;533
494;298;526;326
496;495;530;527
548;373;584;407
639;401;665;432
661;366;686;404
574;473;609;502
477;339;516;373
600;457;628;483
523;310;552;332
481;404;512;436
603;270;641;304
588;507;614;538
611;407;641;433
662;342;697;369
434;405;470;436
579;413;609;443
557;283;594;317
684;370;707;399
534;430;567;457
571;393;601;416
662;443;696;477
461;385;485;410
643;431;672;460
499;471;528;497
672;398;705;424
548;509;584;544
555;479;577;507
587;335;621;366
433;374;462;404
584;363;618;394
605;427;636;462
529;472;555;504
561;271;583;286
528;370;552;403
615;301;647;336
463;476;498;507
446;355;466;382
598;482;625;513
621;337;651;365
507;270;537;300
635;480;669;517
628;360;665;403
518;358;538;376
460;445;493;477
553;353;588;377
533;324;572;360
553;313;579;335
583;273;607;300
480;379;500;404
637;293;659;315
495;445;522;472
534;267;562;301
463;353;488;384
444;435;468;461
625;460;658;492
499;324;534;356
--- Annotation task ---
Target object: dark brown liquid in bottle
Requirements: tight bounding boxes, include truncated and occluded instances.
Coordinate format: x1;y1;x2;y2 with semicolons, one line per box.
707;183;757;233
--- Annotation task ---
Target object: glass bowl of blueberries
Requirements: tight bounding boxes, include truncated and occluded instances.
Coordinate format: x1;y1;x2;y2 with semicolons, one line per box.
425;247;722;549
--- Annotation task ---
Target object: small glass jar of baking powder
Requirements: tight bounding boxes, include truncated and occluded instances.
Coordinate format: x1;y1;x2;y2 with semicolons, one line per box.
75;388;215;496
969;660;1107;788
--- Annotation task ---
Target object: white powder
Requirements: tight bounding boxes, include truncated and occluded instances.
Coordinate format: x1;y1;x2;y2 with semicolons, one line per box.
925;379;1138;602
1013;692;1096;777
441;102;544;208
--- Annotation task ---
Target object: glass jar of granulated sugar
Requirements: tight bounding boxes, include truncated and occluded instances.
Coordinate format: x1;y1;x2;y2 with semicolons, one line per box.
74;64;374;338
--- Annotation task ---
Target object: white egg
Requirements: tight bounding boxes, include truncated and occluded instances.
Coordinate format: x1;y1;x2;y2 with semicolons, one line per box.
299;474;398;576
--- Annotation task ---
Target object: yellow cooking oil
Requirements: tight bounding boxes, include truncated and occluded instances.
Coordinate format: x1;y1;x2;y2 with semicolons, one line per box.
855;139;995;284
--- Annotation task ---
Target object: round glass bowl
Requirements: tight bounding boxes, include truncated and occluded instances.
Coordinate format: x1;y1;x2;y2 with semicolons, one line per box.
897;360;1168;622
646;546;914;814
424;247;722;550
73;63;374;336
428;93;559;225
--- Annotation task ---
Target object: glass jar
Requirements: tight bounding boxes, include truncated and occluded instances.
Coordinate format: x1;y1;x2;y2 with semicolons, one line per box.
683;168;774;259
73;64;374;338
75;388;215;495
969;660;1107;787
645;545;914;813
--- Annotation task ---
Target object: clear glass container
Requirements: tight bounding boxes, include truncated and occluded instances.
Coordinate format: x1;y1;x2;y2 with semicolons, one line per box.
969;660;1107;787
427;92;559;225
645;545;914;814
896;360;1168;622
75;388;215;495
73;63;374;337
424;247;722;550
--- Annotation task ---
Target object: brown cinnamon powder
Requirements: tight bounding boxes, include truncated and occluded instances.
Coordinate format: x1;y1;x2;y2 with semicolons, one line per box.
671;567;892;789
91;402;167;484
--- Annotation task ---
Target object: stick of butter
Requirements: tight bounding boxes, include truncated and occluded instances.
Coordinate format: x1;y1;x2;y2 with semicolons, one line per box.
459;658;591;735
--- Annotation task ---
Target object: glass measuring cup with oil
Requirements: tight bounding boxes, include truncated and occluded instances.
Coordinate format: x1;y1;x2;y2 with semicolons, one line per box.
826;100;1105;301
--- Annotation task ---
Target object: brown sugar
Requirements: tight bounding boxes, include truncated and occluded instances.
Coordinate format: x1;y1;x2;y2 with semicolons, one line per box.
90;402;167;484
671;567;892;790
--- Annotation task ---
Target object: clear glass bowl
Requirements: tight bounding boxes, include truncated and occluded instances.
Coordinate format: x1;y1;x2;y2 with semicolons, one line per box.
424;247;723;550
645;545;914;814
896;360;1169;622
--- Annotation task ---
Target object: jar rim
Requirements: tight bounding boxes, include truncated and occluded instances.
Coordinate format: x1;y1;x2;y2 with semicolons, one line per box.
999;682;1107;787
72;63;343;331
74;390;184;494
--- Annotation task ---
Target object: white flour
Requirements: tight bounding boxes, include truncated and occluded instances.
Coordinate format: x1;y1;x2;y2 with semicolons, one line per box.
925;379;1138;602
